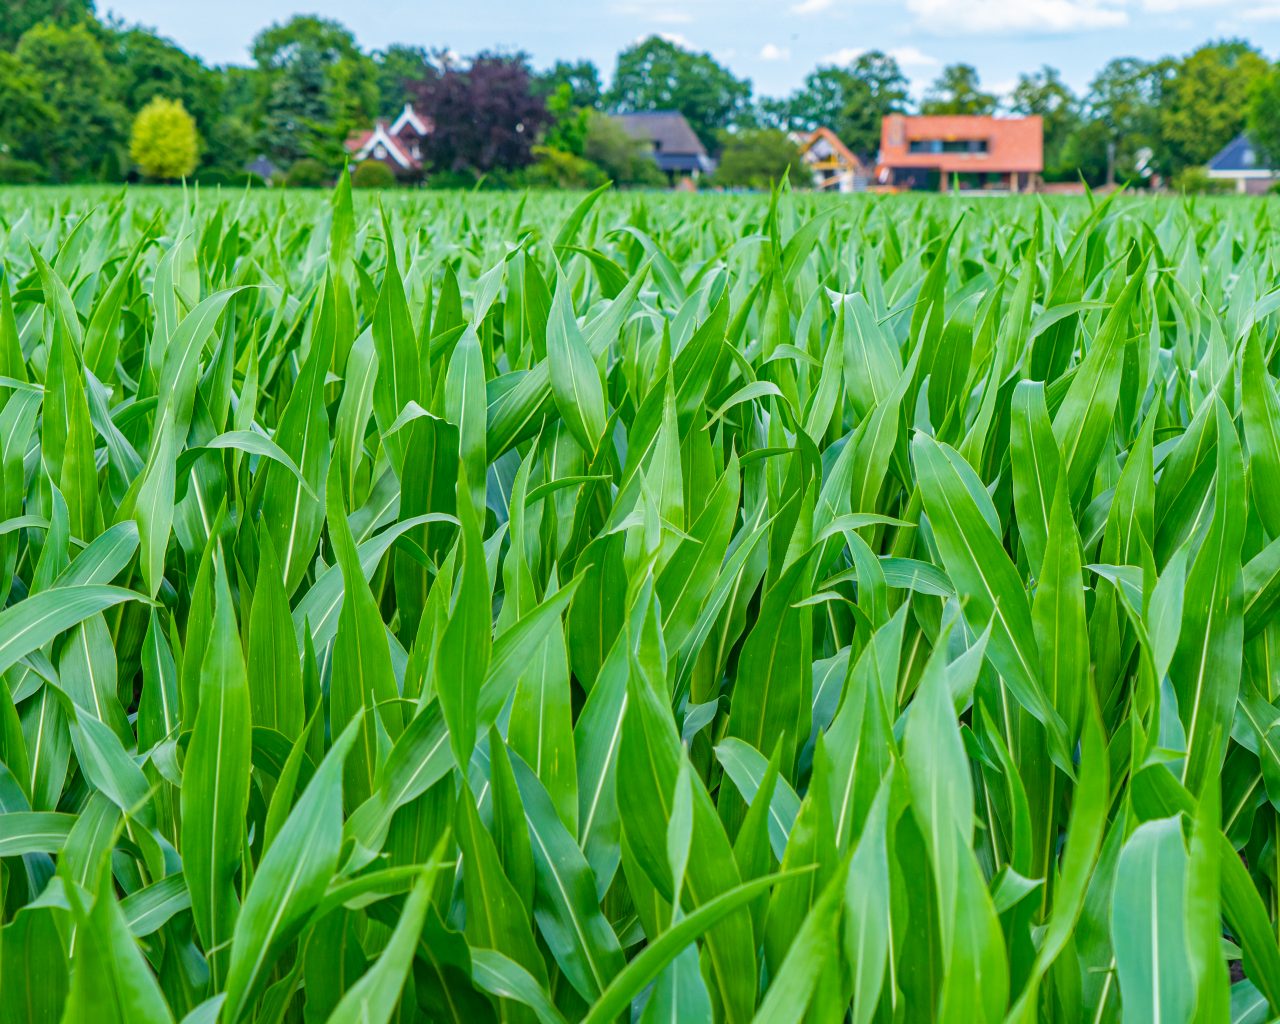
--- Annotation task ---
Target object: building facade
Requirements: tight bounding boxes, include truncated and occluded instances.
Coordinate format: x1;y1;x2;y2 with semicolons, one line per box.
346;103;432;177
877;114;1043;193
1206;134;1279;194
614;112;715;182
797;128;869;192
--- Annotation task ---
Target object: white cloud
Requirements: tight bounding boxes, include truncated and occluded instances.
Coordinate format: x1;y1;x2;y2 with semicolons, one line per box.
791;0;836;13
820;47;861;64
649;30;695;48
904;0;1126;32
760;42;792;60
887;45;941;68
819;45;940;69
612;3;693;22
1237;1;1280;15
632;30;696;48
1140;0;1228;9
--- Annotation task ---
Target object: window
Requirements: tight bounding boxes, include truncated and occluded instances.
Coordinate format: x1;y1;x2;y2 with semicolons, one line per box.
907;139;989;155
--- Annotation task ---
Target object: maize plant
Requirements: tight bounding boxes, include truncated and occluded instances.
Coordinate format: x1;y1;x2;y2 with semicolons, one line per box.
0;180;1279;1023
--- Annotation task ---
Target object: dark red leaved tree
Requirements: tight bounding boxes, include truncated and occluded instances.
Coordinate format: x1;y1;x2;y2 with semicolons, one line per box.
409;52;550;175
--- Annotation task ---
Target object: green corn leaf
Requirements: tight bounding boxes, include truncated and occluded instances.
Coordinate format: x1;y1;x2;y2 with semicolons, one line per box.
180;551;251;988
223;718;360;1021
0;584;144;676
12;178;1280;1024
62;864;175;1024
913;433;1071;770
323;843;447;1024
547;270;608;455
510;751;625;1001
1111;817;1194;1024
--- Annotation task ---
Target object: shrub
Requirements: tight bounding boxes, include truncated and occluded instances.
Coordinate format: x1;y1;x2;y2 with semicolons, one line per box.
712;129;805;190
427;167;480;190
524;146;607;190
583;111;665;187
285;158;330;188
0;156;44;184
129;97;199;180
1172;167;1233;195
351;160;397;189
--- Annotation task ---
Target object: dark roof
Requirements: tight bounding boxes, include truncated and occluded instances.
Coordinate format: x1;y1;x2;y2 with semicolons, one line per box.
245;156;279;179
614;111;715;173
653;153;710;173
1208;133;1272;173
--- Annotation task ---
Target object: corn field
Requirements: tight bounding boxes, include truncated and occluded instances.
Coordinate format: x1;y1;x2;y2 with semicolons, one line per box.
1;182;1279;1023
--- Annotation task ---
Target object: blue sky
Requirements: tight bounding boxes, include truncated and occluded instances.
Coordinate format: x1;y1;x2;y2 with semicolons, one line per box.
102;0;1280;100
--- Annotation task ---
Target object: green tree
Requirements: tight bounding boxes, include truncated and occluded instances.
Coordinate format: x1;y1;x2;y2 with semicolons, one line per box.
537;61;605;160
102;23;238;169
0;52;53;171
105;24;217;124
1248;64;1280;166
260;53;329;166
1008;66;1081;179
0;0;94;49
608;35;751;151
712;128;803;189
1161;40;1268;171
129;96;198;179
542;83;591;156
767;51;908;157
1073;56;1172;183
409;52;550;175
537;60;602;109
252;16;377;166
373;44;437;115
205;65;262;171
921;63;997;116
15;21;126;180
1056;117;1111;185
202;115;256;173
838;50;910;153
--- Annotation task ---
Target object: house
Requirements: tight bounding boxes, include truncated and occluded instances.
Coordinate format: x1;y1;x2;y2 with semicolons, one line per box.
346;103;433;176
877;114;1042;193
1207;134;1278;194
614;111;715;182
797;127;869;192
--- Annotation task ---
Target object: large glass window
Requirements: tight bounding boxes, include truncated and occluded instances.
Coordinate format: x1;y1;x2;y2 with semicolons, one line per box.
907;139;989;154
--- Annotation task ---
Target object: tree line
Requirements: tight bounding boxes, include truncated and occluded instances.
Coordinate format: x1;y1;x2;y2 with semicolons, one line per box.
1;0;1278;189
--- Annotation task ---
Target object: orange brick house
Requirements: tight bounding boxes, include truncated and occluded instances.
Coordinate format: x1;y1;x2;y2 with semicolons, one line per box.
877;114;1043;193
